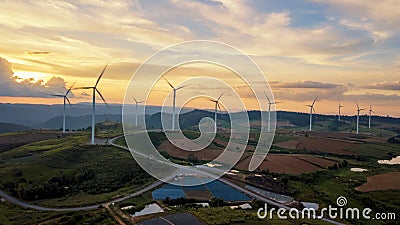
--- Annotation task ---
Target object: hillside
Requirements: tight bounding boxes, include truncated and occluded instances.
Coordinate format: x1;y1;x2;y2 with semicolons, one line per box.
0;122;31;134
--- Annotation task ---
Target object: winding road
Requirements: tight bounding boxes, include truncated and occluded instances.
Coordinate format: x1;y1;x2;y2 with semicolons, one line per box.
0;134;344;225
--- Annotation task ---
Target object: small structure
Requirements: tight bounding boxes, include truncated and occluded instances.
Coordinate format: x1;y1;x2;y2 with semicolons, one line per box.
230;203;252;210
195;203;209;207
132;203;164;217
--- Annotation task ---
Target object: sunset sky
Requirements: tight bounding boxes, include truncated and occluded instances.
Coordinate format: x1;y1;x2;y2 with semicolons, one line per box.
0;0;399;116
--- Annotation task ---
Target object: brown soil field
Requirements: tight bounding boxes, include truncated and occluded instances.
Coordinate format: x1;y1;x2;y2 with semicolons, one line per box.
235;154;336;174
355;172;400;192
307;131;387;143
184;190;212;200
213;138;255;151
276;121;295;127
295;155;336;168
273;140;300;149
0;130;66;153
159;137;337;174
159;139;222;160
217;132;256;141
272;137;355;155
296;137;355;155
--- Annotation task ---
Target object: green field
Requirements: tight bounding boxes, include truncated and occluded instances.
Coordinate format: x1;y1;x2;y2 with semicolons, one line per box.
0;133;154;207
0;116;399;225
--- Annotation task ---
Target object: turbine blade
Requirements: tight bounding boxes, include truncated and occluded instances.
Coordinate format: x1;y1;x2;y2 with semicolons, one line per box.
132;96;138;103
265;93;271;104
210;100;218;103
96;88;109;108
217;103;222;112
65;96;72;107
48;94;64;97
312;97;318;106
163;77;174;89
138;101;146;103
175;84;188;90
74;86;94;90
356;101;359;110
217;91;224;100
66;81;76;95
95;64;108;87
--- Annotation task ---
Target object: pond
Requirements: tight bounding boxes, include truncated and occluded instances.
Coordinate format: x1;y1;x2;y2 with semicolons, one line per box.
378;156;400;165
152;177;250;202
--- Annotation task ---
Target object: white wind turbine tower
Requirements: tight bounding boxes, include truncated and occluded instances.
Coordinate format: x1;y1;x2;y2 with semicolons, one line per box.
132;96;145;127
266;95;279;132
306;97;317;131
49;82;75;133
210;92;224;132
163;77;187;131
76;65;109;144
368;104;375;128
338;101;344;122
356;102;366;134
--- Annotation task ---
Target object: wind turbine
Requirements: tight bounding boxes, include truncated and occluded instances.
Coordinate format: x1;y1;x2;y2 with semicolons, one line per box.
163;77;187;131
356;102;366;134
266;95;279;132
210;92;224;132
368;104;375;128
49;82;75;133
338;101;344;122
132;96;145;127
306;97;317;131
76;65;109;144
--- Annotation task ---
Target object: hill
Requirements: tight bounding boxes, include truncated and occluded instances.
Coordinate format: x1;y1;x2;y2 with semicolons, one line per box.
0;122;31;134
35;114;123;130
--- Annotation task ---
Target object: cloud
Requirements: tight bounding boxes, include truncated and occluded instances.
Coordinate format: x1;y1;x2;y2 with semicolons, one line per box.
273;81;341;89
273;82;348;102
361;81;400;90
26;51;51;55
168;0;372;63
0;58;71;97
311;0;400;41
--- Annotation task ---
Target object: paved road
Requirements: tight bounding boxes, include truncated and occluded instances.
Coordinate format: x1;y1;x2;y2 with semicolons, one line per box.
110;134;345;225
0;181;163;212
0;133;344;224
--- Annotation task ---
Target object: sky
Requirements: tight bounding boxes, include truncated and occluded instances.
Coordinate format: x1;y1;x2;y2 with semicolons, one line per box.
0;0;399;116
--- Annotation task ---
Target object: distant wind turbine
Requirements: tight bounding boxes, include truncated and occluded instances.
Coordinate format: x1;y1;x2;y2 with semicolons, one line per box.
75;65;109;144
307;97;317;131
210;92;224;132
338;101;344;122
163;77;187;131
132;96;145;126
356;102;366;134
49;82;75;133
368;104;375;128
266;95;279;132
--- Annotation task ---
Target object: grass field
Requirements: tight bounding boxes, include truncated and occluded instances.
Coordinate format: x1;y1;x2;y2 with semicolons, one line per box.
0;202;117;225
1;120;399;224
0;133;154;207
